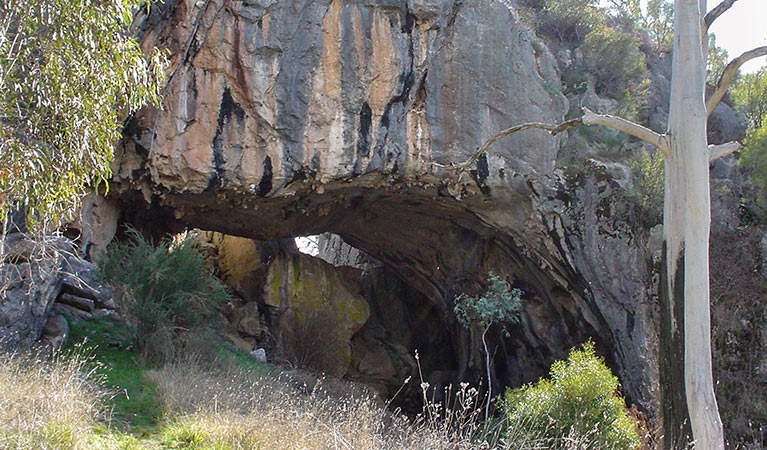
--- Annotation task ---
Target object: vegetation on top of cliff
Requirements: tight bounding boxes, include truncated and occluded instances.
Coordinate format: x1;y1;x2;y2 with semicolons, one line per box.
0;0;167;231
529;0;649;116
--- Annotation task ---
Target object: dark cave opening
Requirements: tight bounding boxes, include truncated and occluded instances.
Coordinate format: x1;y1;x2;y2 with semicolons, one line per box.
109;185;616;413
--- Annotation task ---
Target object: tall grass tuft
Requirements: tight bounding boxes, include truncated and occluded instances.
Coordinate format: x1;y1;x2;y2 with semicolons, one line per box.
99;227;230;363
0;350;105;450
148;358;491;450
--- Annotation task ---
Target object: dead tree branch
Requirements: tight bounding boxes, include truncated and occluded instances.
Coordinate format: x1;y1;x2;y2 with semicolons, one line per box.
707;46;767;116
709;141;741;161
581;108;669;152
435;118;582;172
703;0;739;36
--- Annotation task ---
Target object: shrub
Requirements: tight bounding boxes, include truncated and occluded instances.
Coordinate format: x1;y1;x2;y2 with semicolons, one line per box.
454;273;522;331
99;227;230;363
738;122;767;217
503;341;642;450
630;148;664;227
581;24;649;113
539;0;602;44
537;0;649;113
454;272;522;421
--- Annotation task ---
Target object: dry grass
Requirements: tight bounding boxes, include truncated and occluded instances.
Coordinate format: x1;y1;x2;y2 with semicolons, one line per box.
0;350;105;449
148;359;490;450
0;347;648;449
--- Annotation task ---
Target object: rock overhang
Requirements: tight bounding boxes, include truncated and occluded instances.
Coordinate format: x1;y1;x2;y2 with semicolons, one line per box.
109;0;659;415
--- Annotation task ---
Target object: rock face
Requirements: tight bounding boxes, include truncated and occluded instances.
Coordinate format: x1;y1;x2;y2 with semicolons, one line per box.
0;229;117;351
107;0;742;415
264;252;370;376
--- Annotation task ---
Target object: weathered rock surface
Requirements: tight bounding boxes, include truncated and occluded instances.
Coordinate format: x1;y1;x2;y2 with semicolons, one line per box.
0;258;63;350
264;252;370;375
0;226;118;351
105;0;745;415
198;230;296;303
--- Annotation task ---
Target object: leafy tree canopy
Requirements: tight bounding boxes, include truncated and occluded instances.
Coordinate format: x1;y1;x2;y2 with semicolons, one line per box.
731;67;767;131
454;272;522;331
0;0;166;229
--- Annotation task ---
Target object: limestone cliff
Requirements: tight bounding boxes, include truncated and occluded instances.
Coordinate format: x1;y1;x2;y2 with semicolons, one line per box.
106;0;742;415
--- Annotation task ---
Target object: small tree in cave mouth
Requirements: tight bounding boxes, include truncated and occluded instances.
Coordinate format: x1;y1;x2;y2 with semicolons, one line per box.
454;272;522;422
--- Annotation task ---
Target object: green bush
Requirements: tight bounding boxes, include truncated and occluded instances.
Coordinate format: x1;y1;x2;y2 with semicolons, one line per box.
536;0;648;113
539;0;602;44
99;228;230;363
454;273;522;331
630;148;664;227
504;341;641;450
738;122;767;217
581;24;649;114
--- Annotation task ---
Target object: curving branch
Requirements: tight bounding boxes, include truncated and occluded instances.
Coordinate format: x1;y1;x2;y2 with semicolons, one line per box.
707;46;767;116
436;118;583;172
709;141;741;161
581;108;669;152
703;0;739;36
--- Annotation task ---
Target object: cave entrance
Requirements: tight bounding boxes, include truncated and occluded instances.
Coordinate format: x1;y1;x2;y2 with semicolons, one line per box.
112;187;612;411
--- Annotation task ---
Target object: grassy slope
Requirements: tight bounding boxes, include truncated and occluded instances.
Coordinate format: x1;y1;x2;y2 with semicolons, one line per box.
62;314;275;449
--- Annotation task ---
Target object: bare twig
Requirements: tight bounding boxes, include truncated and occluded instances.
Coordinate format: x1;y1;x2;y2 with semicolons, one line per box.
703;0;738;36
707;46;767;116
708;141;741;161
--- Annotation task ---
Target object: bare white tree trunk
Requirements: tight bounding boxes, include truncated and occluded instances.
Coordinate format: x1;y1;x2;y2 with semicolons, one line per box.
663;0;724;447
482;326;492;422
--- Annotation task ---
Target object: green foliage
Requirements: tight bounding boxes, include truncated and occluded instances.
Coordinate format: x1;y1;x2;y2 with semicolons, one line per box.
608;0;673;52
539;0;602;45
581;24;649;112
706;34;730;85
537;0;648;110
731;67;767;131
453;272;522;331
504;341;642;450
732;68;767;220
631;148;664;226
738;121;767;215
99;228;230;363
0;0;167;228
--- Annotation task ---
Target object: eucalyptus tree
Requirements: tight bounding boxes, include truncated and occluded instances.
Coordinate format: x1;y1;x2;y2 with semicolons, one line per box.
0;0;166;249
471;0;767;447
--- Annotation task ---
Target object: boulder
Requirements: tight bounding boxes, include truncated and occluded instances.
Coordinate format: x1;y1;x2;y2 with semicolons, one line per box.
57;293;95;312
265;253;370;376
61;257;116;310
52;303;93;321
197;231;295;303
0;259;63;351
41;314;69;350
231;301;262;337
